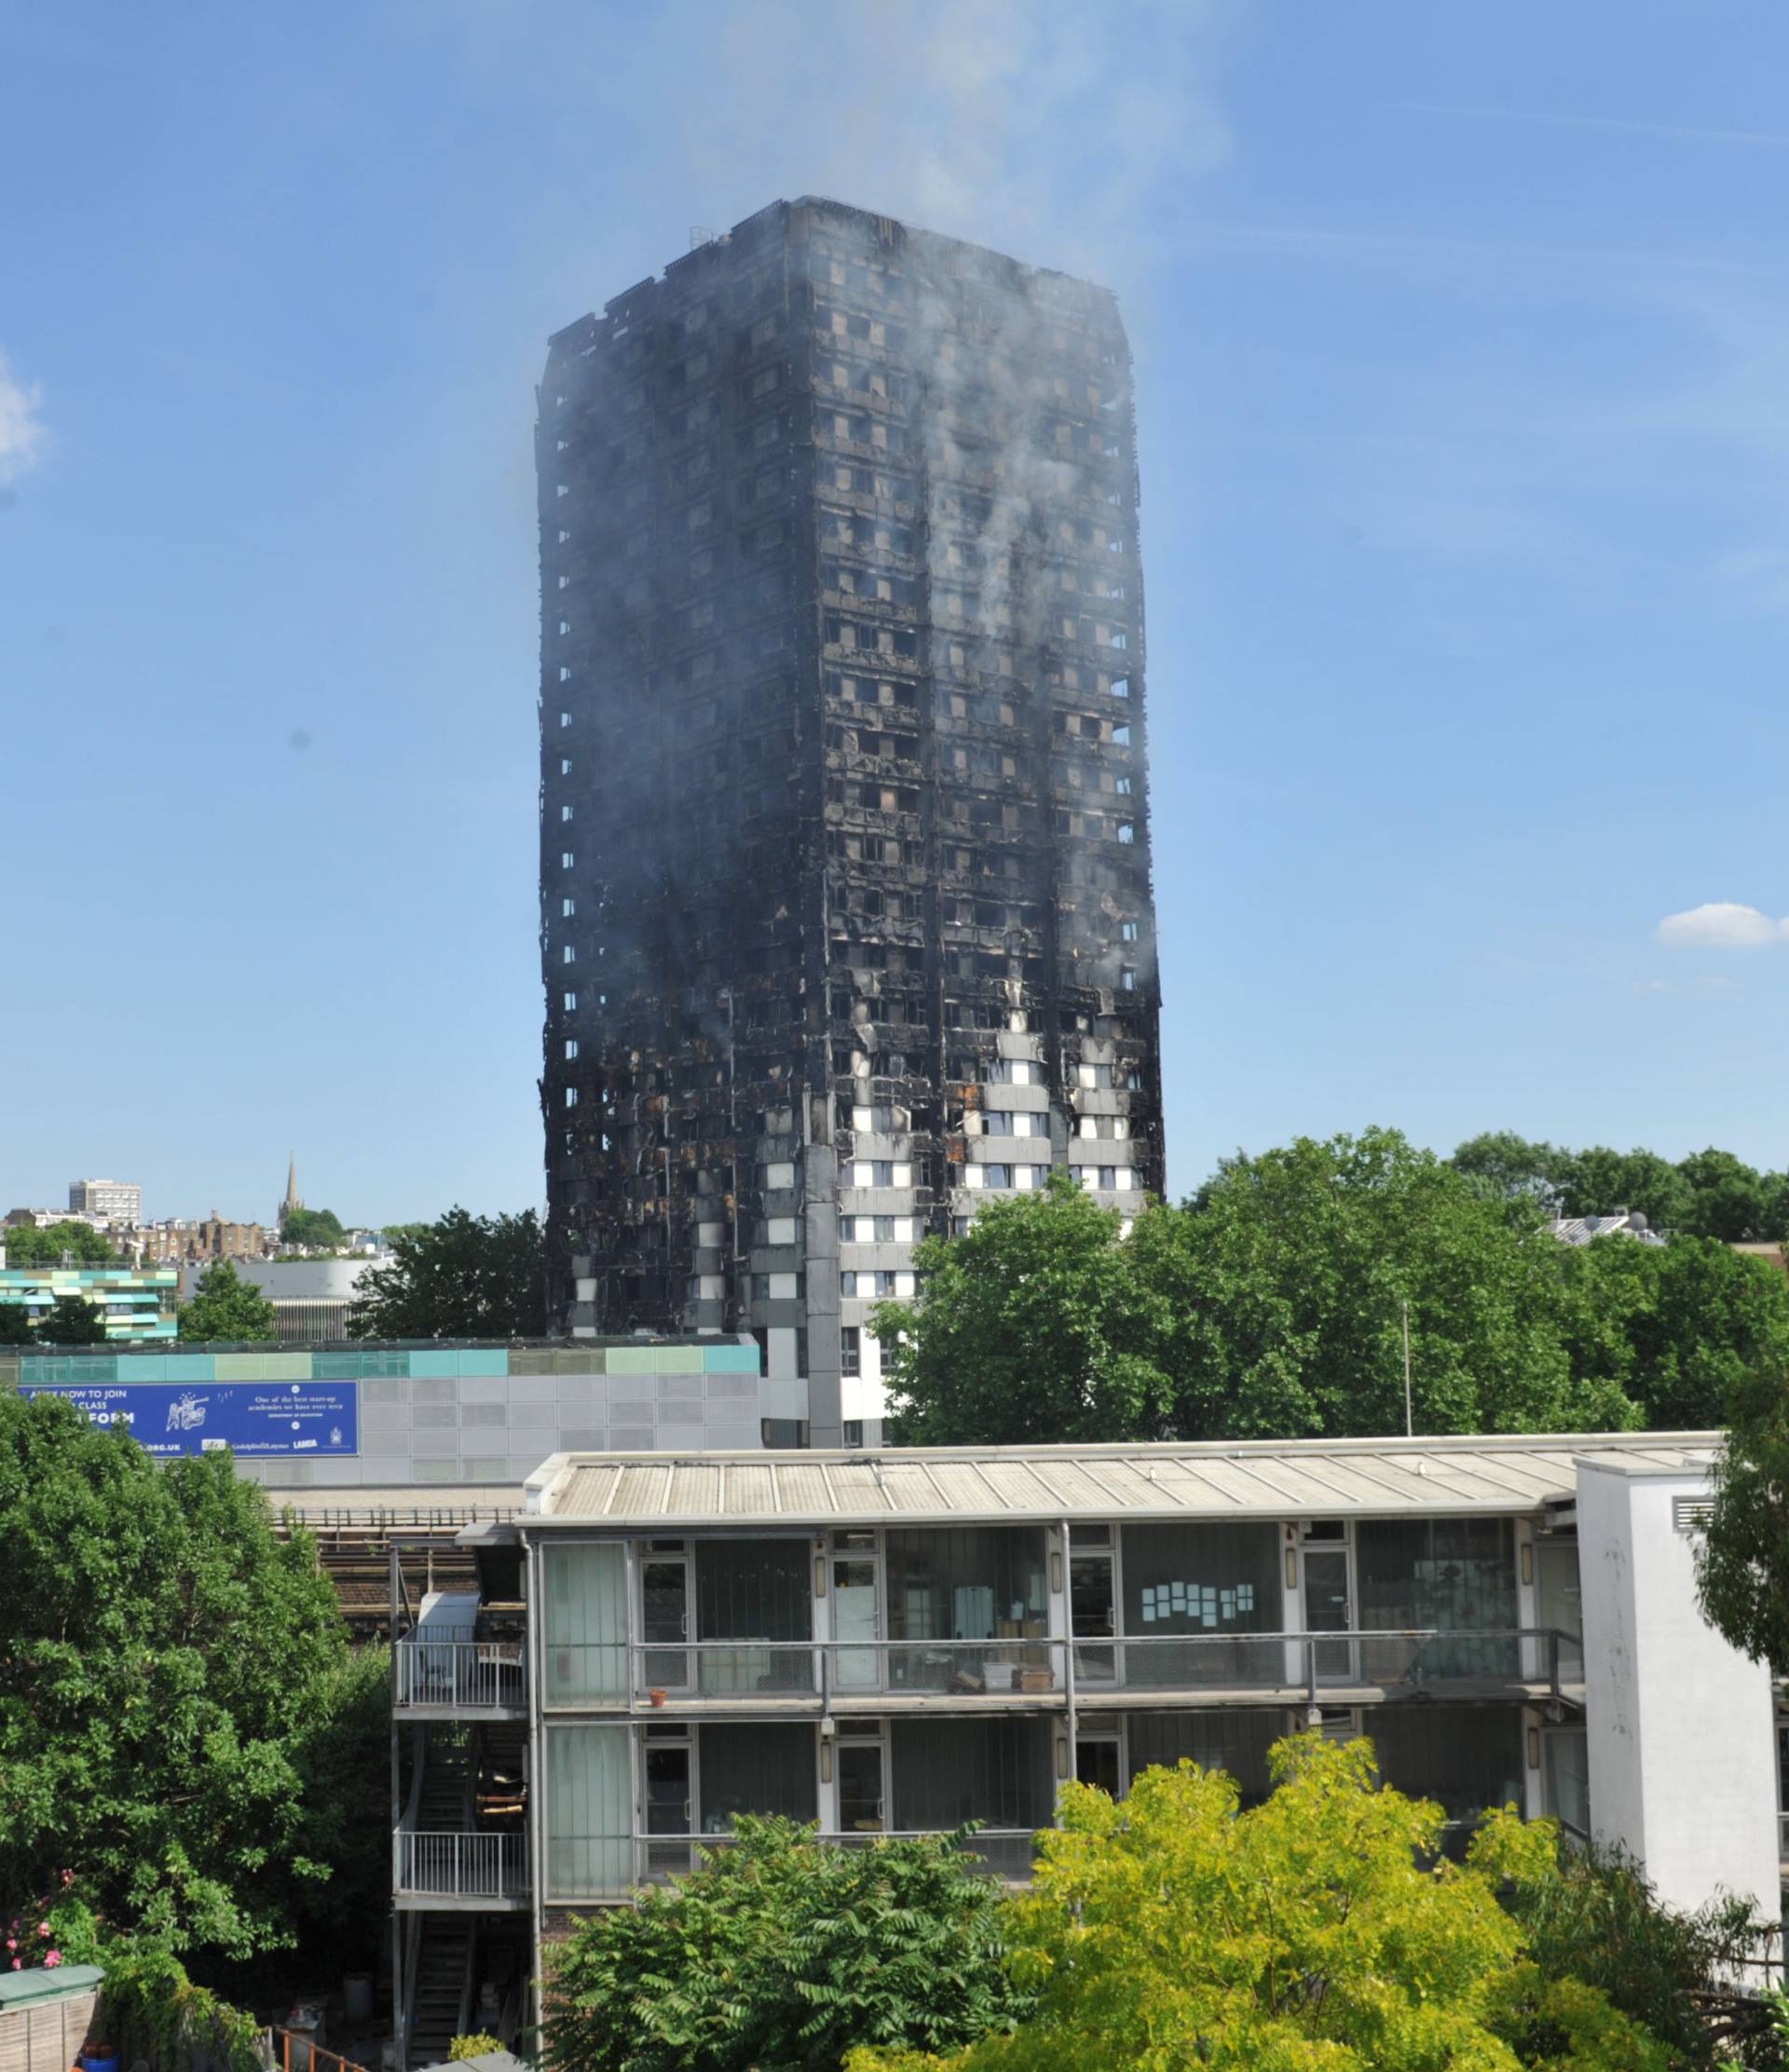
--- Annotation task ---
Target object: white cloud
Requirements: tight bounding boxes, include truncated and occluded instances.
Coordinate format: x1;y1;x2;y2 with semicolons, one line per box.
1656;901;1789;949
0;351;48;484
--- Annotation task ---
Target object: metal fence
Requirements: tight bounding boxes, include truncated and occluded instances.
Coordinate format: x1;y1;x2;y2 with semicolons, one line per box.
534;1629;1580;1707
632;1637;1067;1701
393;1829;529;1899
633;1828;1039;1886
394;1637;526;1710
1073;1629;1580;1701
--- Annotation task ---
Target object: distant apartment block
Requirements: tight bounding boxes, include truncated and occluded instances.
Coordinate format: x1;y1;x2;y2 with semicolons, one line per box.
141;1215;272;1266
68;1177;142;1224
0;1263;177;1341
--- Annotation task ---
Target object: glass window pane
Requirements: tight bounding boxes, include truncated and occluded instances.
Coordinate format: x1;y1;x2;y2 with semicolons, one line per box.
697;1722;816;1833
543;1542;628;1703
546;1724;631;1896
1119;1523;1280;1689
1126;1707;1279;1807
890;1716;1052;1833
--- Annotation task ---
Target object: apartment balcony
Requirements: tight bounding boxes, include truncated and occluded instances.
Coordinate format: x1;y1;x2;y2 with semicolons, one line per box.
392;1830;530;1911
394;1638;527;1717
538;1629;1580;1715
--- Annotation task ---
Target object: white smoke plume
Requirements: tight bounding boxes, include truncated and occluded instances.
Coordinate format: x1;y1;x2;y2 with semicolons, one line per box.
0;351;48;484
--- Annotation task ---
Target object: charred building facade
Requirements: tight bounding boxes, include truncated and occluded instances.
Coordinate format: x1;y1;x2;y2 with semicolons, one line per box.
539;198;1164;1445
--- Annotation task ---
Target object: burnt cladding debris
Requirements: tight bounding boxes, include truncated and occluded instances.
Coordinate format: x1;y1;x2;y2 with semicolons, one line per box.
538;197;1165;1438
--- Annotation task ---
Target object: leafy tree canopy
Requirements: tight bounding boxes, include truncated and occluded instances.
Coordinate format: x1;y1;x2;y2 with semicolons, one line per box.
1499;1829;1785;2068
347;1206;545;1339
280;1206;348;1249
542;1817;1026;2072
873;1172;1175;1445
0;1302;33;1343
178;1260;279;1343
1451;1135;1789;1243
3;1220;118;1266
1556;1233;1789;1433
1696;1362;1789;1670
1148;1127;1629;1439
882;1131;1642;1445
850;1734;1664;2072
880;1128;1789;1447
34;1294;109;1345
0;1392;383;1962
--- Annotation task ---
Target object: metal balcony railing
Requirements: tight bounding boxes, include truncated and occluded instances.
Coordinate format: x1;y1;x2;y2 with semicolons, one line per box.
1072;1628;1582;1702
393;1829;529;1899
539;1629;1580;1708
394;1637;526;1711
635;1637;1065;1702
633;1828;1040;1886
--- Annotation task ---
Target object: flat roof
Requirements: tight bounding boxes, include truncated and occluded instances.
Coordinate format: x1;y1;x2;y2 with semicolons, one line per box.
525;1432;1719;1529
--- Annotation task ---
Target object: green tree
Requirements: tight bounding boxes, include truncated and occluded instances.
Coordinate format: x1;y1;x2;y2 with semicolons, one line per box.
1556;1234;1789;1429
177;1260;279;1343
850;1735;1663;2072
0;1392;378;1960
874;1174;1173;1445
541;1817;1026;2072
2;1220;117;1266
0;1302;33;1342
280;1206;348;1250
1674;1148;1781;1244
347;1206;545;1339
1695;1362;1789;1668
34;1294;109;1345
1555;1147;1691;1233
1154;1128;1634;1439
1499;1833;1784;2069
1451;1130;1570;1213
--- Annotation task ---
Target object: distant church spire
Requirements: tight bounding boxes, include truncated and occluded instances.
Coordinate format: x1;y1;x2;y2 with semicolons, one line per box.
281;1153;302;1223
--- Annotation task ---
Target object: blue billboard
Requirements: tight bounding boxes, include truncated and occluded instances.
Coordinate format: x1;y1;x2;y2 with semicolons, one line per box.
22;1379;359;1457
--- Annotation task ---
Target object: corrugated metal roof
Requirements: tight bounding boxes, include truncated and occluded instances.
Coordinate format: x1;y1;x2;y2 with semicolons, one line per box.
532;1434;1719;1526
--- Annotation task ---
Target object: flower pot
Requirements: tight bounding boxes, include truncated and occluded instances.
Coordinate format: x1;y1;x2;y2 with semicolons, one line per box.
648;1688;667;1708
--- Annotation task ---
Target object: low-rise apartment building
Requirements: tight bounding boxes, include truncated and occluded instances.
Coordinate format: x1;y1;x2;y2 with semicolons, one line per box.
385;1431;1781;2065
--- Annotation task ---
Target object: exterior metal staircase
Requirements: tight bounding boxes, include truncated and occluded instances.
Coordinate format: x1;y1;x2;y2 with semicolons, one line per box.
405;1915;474;2069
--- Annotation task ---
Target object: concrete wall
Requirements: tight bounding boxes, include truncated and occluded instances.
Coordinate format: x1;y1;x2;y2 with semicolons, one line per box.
1577;1458;1780;1917
1;1339;806;1491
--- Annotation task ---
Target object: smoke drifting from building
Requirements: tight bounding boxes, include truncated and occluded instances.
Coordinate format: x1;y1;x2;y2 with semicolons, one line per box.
539;197;1163;1441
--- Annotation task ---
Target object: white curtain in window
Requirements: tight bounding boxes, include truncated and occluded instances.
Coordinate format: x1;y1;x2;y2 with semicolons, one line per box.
547;1724;631;1897
544;1542;627;1702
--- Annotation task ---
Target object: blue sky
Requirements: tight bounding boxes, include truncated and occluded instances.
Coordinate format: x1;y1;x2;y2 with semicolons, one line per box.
4;0;1787;1225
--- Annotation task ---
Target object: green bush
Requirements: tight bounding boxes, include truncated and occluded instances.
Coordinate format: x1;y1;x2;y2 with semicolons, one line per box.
542;1817;1024;2072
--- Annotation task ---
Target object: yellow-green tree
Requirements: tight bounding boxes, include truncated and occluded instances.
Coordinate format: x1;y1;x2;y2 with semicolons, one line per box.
850;1734;1666;2072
